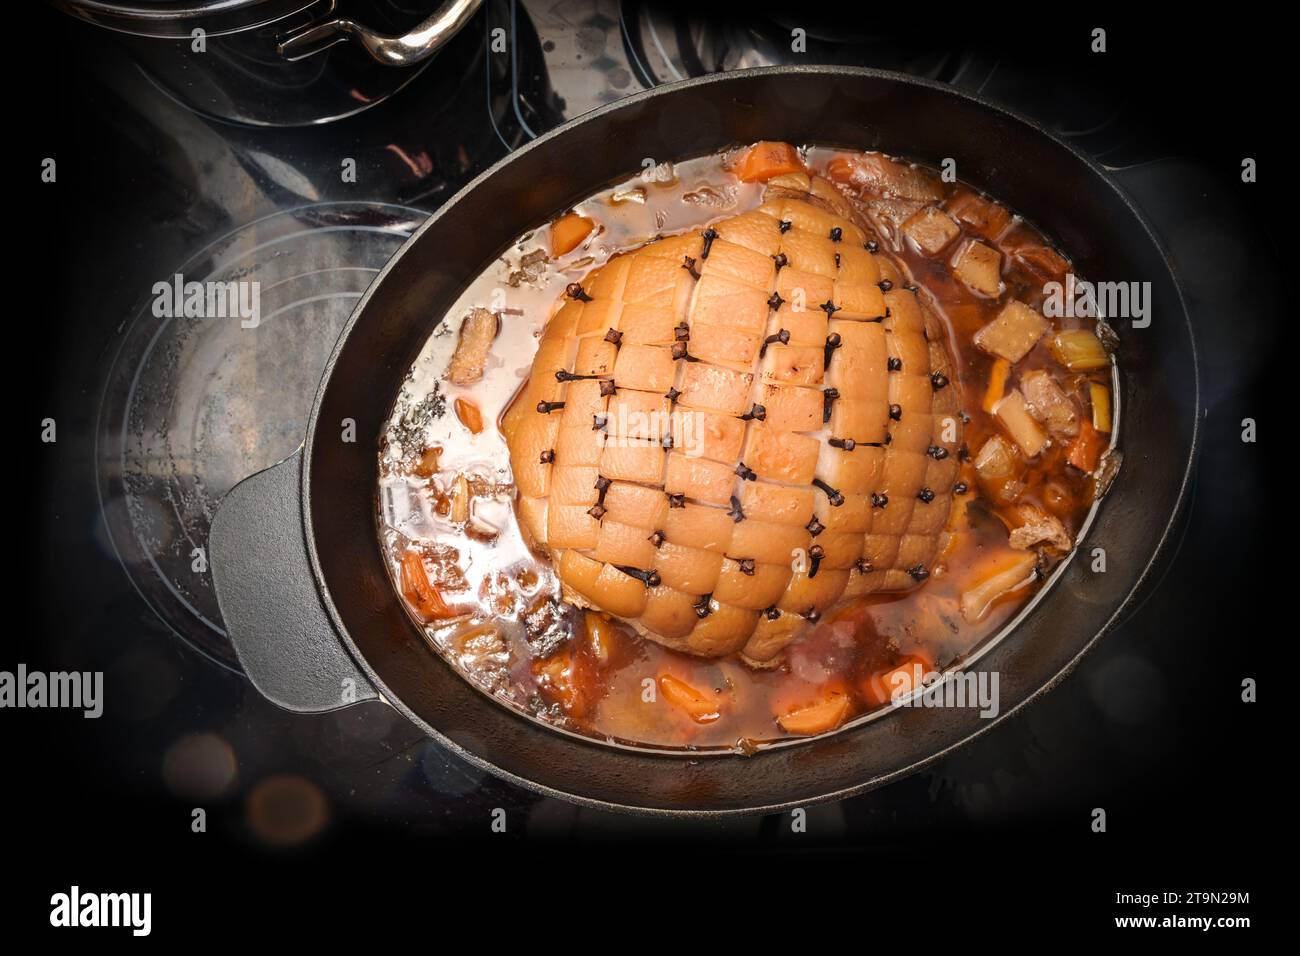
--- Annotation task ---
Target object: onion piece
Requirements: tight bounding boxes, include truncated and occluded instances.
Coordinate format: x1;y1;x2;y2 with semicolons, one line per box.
449;474;470;524
993;389;1050;457
1021;368;1080;438
1049;329;1108;370
973;434;1019;481
608;186;646;205
681;184;735;208
1090;382;1112;432
445;308;499;386
959;551;1038;623
584;611;620;666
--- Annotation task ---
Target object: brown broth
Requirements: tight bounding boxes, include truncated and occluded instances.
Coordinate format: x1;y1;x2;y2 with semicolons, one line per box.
377;146;1119;754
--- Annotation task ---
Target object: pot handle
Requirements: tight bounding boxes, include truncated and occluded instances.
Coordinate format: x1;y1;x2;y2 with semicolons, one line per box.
210;448;379;713
278;0;483;67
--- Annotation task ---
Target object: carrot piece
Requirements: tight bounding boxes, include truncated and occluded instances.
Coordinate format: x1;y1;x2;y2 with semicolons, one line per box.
399;550;457;621
551;212;594;256
454;397;484;434
983;357;1010;412
860;652;934;708
534;648;593;718
659;674;721;724
777;686;851;736
1066;420;1105;473
734;141;806;183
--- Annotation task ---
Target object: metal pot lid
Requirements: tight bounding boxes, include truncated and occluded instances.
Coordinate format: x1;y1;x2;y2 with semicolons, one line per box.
53;0;326;39
96;201;427;671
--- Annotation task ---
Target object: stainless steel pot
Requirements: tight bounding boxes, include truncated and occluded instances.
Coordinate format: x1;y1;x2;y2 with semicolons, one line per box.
53;0;482;126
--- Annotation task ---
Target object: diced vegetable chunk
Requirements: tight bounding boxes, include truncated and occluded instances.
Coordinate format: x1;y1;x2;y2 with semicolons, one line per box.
735;141;806;182
983;357;1010;412
399;550;458;621
960;550;1038;622
1049;329;1108;370
973;434;1019;481
446;307;499;386
659;674;721;723
413;446;441;478
608;186;646;205
902;206;961;255
454;397;484;434
1020;369;1080;438
1066;420;1106;473
993;389;1050;457
534;647;595;718
584;611;621;666
776;686;851;735
1090;382;1112;432
551;212;594;256
860;653;933;707
449;473;470;523
947;192;1012;239
951;239;1003;296
973;301;1050;363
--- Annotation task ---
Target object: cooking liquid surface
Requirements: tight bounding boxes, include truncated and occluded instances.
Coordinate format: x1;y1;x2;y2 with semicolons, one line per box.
378;147;1117;753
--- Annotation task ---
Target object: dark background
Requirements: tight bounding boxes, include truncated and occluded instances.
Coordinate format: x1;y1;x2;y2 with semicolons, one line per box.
7;2;1277;935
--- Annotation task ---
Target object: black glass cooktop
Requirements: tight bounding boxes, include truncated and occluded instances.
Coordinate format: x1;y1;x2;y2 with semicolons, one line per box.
14;0;1280;925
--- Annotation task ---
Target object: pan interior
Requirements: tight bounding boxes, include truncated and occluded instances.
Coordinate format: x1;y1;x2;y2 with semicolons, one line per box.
304;68;1197;814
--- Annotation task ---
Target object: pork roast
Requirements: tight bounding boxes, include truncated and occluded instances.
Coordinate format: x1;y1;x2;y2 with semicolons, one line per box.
502;172;963;664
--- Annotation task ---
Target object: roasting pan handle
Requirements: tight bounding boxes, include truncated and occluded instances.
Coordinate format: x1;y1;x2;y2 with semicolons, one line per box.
278;0;482;66
210;448;378;713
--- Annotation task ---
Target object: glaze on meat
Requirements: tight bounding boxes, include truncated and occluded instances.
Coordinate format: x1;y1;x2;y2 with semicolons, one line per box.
501;172;962;664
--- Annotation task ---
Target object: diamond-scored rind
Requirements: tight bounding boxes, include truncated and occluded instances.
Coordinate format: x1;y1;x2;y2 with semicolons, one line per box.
503;174;963;663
